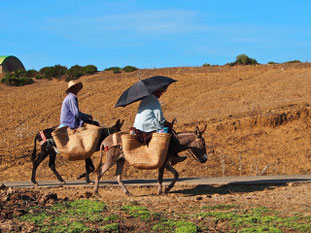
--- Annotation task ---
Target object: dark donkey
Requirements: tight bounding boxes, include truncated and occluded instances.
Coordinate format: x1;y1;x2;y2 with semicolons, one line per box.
31;119;124;185
93;125;207;196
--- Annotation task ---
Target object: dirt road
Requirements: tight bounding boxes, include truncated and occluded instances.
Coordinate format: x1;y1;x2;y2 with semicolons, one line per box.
3;174;311;188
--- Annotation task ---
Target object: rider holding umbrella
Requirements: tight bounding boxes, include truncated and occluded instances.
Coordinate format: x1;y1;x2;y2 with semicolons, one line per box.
133;85;187;165
115;76;187;165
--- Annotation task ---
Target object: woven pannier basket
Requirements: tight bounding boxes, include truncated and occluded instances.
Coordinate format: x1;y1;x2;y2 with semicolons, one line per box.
121;133;171;169
52;123;102;161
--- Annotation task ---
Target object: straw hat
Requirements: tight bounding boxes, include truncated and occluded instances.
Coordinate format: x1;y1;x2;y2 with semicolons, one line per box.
66;80;83;94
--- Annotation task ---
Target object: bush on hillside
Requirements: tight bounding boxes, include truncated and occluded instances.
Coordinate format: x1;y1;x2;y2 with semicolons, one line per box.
83;65;98;75
227;54;258;66
39;65;67;80
268;61;279;64
65;65;85;81
235;54;258;65
1;70;34;86
284;60;301;64
202;63;211;67
105;66;122;74
226;62;236;66
122;65;138;72
26;69;38;78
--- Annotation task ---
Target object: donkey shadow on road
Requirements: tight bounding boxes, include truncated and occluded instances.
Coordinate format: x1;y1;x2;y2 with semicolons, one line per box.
170;178;311;196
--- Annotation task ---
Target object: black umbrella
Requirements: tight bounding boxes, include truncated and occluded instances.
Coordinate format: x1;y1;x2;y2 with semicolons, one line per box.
115;76;177;108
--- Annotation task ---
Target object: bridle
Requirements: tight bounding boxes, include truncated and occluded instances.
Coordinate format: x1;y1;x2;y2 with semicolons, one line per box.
187;136;205;162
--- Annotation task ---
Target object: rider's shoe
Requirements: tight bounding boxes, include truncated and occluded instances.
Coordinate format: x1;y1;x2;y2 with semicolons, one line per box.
171;155;187;166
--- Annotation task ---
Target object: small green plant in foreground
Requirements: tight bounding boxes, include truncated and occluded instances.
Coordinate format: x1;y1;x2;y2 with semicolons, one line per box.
120;203;160;221
100;223;120;232
193;205;311;232
20;199;107;232
153;219;198;233
16;200;311;232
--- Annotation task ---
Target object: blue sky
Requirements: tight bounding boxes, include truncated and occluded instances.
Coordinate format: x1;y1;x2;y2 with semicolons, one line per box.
1;0;311;70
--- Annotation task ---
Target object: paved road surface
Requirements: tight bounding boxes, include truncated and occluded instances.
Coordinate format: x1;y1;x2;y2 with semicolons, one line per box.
2;174;311;188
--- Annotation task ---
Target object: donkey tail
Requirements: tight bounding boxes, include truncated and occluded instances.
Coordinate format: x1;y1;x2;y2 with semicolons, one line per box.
93;142;105;174
31;134;38;162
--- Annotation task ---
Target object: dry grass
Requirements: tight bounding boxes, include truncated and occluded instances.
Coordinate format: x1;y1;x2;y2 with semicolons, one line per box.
1;63;311;182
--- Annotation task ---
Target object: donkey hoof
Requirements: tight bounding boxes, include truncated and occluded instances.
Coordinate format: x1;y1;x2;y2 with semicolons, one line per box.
125;191;132;196
94;192;101;198
33;182;39;187
61;181;66;185
164;188;171;194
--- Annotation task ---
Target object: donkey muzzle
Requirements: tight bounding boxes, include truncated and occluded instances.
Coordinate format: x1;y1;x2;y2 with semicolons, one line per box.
199;154;208;163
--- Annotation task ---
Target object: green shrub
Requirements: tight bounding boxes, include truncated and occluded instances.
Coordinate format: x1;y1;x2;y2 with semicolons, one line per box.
38;67;53;79
100;223;120;232
235;54;258;65
1;72;34;86
226;62;236;66
39;65;67;79
83;65;98;74
65;65;85;81
35;75;44;80
123;65;138;72
268;61;279;64
202;63;211;67
284;60;301;64
105;66;122;74
26;69;38;78
14;69;28;77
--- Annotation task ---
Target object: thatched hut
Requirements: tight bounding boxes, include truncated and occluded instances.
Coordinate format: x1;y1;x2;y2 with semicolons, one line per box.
0;56;25;73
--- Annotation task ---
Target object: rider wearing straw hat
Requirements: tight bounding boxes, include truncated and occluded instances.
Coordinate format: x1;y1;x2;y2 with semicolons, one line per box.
60;80;96;129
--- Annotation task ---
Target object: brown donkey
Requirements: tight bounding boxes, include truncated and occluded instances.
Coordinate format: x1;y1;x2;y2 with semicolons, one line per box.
93;125;208;196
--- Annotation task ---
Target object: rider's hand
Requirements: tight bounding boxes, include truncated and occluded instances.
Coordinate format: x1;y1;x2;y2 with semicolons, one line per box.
164;120;174;129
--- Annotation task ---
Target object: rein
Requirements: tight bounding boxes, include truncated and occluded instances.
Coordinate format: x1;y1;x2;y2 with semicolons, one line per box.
186;136;202;162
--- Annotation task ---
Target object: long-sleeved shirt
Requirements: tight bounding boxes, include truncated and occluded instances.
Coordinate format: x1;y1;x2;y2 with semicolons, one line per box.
60;92;89;129
133;94;166;132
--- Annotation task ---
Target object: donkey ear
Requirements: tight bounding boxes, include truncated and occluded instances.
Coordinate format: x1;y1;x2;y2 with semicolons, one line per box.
200;125;207;135
116;119;124;129
195;126;200;137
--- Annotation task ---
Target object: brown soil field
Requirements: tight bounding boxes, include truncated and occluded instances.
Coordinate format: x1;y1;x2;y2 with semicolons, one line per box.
2;63;311;232
1;63;311;182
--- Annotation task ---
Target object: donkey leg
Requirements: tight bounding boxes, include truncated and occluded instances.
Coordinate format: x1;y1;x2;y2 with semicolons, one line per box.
85;158;95;184
157;166;165;195
164;164;179;193
48;151;66;184
31;149;49;185
94;157;116;195
116;158;131;196
76;158;95;181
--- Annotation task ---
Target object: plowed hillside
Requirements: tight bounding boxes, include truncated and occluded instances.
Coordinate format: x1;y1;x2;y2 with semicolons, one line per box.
1;63;311;182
